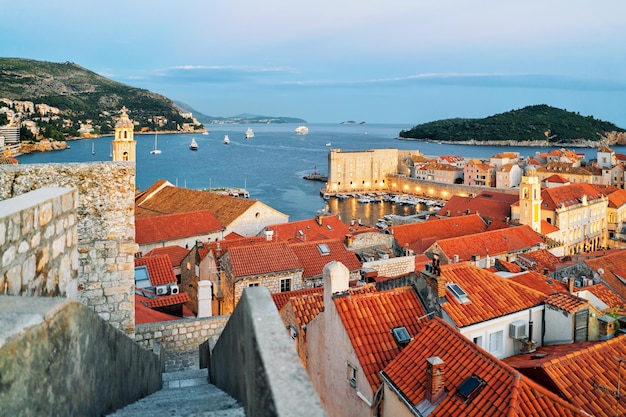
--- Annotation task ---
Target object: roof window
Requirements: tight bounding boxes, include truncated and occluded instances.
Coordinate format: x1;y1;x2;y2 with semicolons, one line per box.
455;374;486;404
135;265;151;288
446;283;470;303
391;326;412;347
317;243;331;255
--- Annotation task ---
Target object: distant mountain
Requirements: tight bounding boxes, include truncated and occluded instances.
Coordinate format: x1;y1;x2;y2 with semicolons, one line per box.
173;101;306;125
0;57;197;135
399;105;625;146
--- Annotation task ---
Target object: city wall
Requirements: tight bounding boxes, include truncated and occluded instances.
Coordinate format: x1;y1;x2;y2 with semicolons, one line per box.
0;162;137;334
135;315;230;352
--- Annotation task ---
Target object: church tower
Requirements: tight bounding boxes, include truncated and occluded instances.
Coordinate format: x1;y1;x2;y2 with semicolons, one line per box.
112;107;136;162
519;168;542;233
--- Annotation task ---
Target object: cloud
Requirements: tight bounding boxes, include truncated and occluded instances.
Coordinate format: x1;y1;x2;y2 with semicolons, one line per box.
134;65;300;84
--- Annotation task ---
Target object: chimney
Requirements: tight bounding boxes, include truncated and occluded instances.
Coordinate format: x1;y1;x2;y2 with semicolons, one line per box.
425;357;446;404
345;234;353;247
323;261;350;309
215;242;223;258
316;214;323;226
264;230;274;241
568;277;575;293
197;280;213;318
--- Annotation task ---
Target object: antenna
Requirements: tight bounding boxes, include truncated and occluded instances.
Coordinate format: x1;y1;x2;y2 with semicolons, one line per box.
593;356;626;416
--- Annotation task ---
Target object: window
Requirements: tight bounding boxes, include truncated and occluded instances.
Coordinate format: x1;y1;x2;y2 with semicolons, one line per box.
280;278;291;292
391;326;412;347
248;282;259;287
134;266;151;288
488;330;504;357
347;363;357;388
317;243;331;255
473;335;483;348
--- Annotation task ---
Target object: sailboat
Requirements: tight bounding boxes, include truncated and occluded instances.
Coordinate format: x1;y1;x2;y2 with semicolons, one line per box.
150;132;161;154
91;141;95;155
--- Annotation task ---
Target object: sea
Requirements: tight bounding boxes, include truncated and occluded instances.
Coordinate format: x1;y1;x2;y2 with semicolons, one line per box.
15;123;626;226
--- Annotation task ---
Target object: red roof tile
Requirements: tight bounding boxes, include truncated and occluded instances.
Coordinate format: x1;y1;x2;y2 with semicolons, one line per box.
432;225;544;263
289;239;361;279
585;250;626;300
227;241;303;278
135;254;177;286
134;294;182;324
264;215;351;243
608;188;626;208
334;286;428;392
503;336;626;417
517;248;563;273
508;271;568;295
272;287;323;311
541;183;605;210
144;245;189;267
389;214;488;254
436;192;518;222
141;292;190;308
439;263;546;327
579;283;626;310
544;292;590;314
135;210;223;245
383;317;585;416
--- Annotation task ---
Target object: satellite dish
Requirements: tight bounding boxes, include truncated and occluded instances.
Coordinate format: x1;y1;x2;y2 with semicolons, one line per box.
598;268;604;275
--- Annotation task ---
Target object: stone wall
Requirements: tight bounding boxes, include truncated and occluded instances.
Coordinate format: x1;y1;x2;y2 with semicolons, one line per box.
135;315;229;352
0;162;137;334
0;187;78;297
363;255;416;278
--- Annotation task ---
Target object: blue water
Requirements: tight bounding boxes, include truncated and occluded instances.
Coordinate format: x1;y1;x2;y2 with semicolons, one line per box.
15;123;623;223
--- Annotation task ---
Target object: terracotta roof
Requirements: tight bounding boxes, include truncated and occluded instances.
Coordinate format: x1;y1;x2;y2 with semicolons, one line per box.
503;335;626;417
494;258;523;273
142;292;190;308
497;163;517;173
264;215;351;243
200;236;270;259
135;255;177;286
517;249;563;273
135;210;224;245
541;182;605;210
334;286;428;392
382;317;585;416
144;245;189;267
491;152;519;159
608;188;626;208
389;214;488;254
226;241;303;278
439;262;546;327
0;157;18;164
585;250;626;298
289;239;361;279
543;174;570;184
507;271;568;295
272;287;323;311
544;292;590;314
436;192;518;222
432;225;544;263
135;180;280;227
421;162;463;172
576;283;626;311
541;219;560;234
134;294;182;324
537;162;592;176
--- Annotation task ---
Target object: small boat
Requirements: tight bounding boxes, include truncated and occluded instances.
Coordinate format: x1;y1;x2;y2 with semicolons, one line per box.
91;141;95;155
202;131;210;135
189;138;198;150
150;132;161;154
245;128;254;139
326;143;331;147
223;135;230;144
295;126;309;135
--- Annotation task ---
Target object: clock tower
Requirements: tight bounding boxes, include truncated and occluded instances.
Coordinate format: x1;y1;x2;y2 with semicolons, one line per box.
519;168;542;233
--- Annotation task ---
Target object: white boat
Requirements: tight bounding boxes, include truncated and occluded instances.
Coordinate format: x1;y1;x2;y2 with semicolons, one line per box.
91;141;95;155
295;126;309;135
223;135;230;144
202;131;210;135
326;142;331;147
189;138;198;150
245;128;254;139
150;132;161;154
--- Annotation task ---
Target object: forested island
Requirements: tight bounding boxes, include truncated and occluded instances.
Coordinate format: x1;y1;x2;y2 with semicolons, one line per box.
399;105;625;147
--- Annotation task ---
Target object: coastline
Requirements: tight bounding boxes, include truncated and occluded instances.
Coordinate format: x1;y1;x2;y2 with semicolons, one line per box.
395;133;625;148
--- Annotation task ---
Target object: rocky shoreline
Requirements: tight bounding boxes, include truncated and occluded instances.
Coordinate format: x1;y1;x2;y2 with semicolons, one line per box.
19;140;69;154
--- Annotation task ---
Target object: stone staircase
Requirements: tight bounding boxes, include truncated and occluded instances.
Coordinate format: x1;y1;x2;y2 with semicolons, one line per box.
107;352;245;417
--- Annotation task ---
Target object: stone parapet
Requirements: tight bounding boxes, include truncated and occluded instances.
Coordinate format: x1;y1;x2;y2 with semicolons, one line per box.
135;315;230;353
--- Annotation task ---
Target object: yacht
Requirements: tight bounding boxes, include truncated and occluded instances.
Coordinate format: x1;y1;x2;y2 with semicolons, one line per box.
150;132;161;154
245;128;254;139
223;135;230;144
189;138;198;151
295;125;309;135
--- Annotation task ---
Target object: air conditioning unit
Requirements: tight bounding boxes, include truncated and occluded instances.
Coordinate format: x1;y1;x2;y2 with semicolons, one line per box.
509;320;528;339
169;284;179;295
155;285;168;295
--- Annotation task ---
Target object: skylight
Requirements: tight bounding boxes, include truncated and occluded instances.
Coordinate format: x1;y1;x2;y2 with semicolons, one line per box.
456;374;487;404
317;243;331;255
446;283;470;303
134;266;151;288
391;326;412;347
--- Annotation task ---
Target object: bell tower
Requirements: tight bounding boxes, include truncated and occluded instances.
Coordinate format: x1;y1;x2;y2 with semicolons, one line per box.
519;168;542;233
112;107;136;162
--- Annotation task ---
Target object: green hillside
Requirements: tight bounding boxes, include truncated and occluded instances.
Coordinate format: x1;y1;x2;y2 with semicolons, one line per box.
0;58;200;137
399;105;624;144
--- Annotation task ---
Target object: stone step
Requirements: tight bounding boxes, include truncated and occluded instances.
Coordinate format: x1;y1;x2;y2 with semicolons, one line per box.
107;369;245;417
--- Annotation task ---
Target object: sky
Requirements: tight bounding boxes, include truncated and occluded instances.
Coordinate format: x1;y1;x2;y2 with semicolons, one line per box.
2;1;626;125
